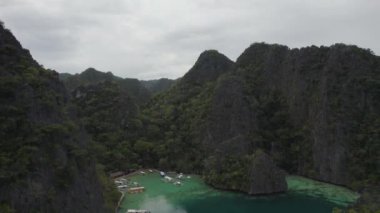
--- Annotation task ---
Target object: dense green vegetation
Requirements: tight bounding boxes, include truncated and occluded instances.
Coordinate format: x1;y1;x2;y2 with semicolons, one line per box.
0;23;118;212
0;29;72;186
62;68;215;173
60;68;151;105
139;80;215;172
204;153;251;190
60;44;379;211
137;44;379;211
1;19;379;212
71;81;142;171
141;78;176;94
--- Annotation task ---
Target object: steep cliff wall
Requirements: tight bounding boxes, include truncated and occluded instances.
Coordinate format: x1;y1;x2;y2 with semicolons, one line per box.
0;23;117;213
235;43;380;186
142;43;379;196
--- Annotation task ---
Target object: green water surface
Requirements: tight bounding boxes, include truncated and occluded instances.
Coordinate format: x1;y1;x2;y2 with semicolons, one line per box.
118;172;359;213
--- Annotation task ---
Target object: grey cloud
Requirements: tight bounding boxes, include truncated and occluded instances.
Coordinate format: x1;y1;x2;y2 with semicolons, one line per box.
0;0;379;80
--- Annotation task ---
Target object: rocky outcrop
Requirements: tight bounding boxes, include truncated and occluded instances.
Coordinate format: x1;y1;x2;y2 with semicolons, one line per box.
203;146;287;195
246;150;287;195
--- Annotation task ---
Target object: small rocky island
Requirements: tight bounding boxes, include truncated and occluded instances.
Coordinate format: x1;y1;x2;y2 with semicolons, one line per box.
247;150;287;195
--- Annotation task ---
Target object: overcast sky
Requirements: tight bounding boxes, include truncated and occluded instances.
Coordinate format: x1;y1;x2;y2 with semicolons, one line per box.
1;0;379;80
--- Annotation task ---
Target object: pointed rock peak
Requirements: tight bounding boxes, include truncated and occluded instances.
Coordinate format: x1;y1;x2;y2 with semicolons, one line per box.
0;21;20;47
83;67;98;73
82;67;112;75
248;149;287;195
0;20;38;69
195;50;233;67
198;49;226;58
81;67;114;78
182;50;235;85
59;68;117;91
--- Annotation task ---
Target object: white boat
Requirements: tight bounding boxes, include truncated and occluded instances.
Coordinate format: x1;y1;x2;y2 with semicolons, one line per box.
127;210;150;213
160;171;165;177
164;176;173;181
117;185;127;189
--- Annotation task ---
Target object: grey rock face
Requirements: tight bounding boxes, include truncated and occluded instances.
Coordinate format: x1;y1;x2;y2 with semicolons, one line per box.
0;23;110;213
234;43;379;185
206;75;251;148
200;43;379;191
247;150;287;195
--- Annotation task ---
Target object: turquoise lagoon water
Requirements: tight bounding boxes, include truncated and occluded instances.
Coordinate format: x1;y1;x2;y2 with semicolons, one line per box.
118;172;359;213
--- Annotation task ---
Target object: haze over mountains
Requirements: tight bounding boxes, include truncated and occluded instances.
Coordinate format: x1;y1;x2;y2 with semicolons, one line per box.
0;21;379;213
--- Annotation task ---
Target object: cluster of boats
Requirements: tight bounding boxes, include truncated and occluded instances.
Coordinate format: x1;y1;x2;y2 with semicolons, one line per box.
126;210;150;213
114;178;141;192
119;169;192;213
160;171;191;186
114;170;192;191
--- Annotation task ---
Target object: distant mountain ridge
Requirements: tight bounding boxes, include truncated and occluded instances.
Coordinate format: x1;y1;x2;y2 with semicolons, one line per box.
59;68;152;105
141;78;176;94
59;69;176;100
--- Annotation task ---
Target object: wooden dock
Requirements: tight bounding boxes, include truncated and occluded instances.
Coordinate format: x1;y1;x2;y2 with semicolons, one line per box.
127;187;145;194
127;209;150;213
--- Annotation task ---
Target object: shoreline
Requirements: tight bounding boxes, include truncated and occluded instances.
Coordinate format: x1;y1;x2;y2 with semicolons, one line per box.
114;169;359;211
115;191;124;213
114;168;159;212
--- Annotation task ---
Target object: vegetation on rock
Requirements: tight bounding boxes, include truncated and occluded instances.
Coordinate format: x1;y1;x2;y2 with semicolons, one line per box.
0;22;118;213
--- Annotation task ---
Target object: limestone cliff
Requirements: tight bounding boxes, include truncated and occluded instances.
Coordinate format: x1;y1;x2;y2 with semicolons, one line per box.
0;23;116;213
142;42;379;196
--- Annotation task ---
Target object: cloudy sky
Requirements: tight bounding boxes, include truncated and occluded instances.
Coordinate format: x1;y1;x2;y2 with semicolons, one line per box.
1;0;379;80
